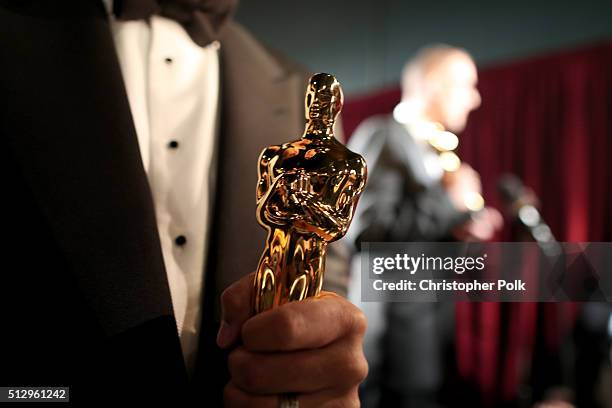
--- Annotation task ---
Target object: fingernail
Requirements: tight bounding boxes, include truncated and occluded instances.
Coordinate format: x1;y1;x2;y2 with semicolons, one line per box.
216;321;233;349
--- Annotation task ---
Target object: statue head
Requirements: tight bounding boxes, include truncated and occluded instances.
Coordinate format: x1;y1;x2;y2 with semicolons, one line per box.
305;73;344;129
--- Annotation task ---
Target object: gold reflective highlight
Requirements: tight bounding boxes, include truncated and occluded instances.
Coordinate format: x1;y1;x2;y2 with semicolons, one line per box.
253;73;367;314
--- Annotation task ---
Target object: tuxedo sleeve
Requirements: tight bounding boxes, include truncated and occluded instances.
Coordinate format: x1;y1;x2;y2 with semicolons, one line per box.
349;121;470;246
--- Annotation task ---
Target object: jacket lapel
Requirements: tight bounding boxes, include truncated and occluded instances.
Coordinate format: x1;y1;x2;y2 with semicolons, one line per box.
205;22;307;319
0;1;175;337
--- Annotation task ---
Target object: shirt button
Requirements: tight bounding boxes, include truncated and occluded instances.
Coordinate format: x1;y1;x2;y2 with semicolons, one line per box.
165;57;173;64
168;140;179;149
175;235;187;246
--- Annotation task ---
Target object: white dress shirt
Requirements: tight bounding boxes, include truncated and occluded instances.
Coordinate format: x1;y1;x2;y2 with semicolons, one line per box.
110;13;220;373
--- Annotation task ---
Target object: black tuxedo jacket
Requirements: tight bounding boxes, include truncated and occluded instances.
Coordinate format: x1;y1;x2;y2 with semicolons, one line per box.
347;116;470;245
0;1;306;404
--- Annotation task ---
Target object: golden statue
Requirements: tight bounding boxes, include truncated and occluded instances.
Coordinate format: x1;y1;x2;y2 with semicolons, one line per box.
253;73;367;314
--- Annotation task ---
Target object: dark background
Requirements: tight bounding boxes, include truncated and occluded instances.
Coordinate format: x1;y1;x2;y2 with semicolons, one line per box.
236;0;612;95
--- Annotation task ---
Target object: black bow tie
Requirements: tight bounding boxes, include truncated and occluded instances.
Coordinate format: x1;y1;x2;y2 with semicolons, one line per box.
113;0;238;47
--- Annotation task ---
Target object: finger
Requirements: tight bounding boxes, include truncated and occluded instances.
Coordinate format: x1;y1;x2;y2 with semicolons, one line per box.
224;382;360;408
228;338;368;394
486;207;504;229
241;292;367;352
217;272;255;349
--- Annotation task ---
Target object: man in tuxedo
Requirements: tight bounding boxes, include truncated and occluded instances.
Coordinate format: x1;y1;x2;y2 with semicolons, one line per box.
0;0;367;406
346;45;501;407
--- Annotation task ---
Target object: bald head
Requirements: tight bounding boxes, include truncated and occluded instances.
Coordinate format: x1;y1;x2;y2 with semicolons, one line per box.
400;45;481;132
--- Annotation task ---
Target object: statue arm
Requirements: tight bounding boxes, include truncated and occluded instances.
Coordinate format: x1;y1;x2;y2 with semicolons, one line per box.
291;167;367;241
256;147;300;226
256;147;275;203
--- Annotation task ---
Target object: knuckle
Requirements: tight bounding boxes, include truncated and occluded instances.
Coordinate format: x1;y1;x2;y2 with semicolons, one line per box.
221;286;243;319
274;307;302;344
220;287;232;309
350;307;368;337
344;346;369;385
356;355;369;384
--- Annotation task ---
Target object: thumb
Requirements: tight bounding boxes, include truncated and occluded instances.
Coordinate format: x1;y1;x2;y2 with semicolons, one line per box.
217;272;255;349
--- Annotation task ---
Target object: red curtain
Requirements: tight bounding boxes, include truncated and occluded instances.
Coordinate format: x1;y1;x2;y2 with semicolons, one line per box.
343;41;612;404
459;41;612;243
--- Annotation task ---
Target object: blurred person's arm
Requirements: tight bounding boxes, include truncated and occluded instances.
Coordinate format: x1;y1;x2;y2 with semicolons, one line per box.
444;164;503;241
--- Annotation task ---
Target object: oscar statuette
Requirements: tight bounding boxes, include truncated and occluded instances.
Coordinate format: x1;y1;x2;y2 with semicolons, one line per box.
253;73;367;407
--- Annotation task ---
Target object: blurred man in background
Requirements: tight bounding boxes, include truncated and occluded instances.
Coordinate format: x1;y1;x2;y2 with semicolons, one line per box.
346;45;502;407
